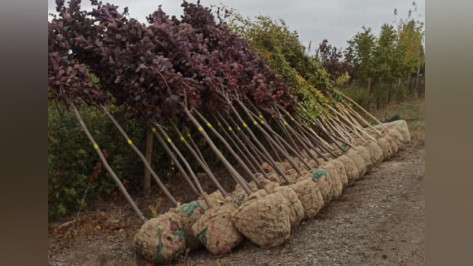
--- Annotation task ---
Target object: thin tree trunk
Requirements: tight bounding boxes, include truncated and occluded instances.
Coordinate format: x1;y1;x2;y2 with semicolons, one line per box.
101;106;177;206
150;126;199;196
226;105;291;184
71;103;145;221
194;109;264;190
170;122;228;198
184;108;252;194
144;129;152;198
154;123;212;208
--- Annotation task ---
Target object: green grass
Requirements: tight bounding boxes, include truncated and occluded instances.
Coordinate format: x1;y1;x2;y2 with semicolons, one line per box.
370;97;425;141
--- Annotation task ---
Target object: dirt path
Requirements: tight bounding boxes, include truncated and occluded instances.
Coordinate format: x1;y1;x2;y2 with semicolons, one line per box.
49;141;425;266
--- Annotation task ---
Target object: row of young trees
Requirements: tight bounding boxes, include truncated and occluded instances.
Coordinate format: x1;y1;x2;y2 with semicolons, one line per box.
48;0;397;221
315;2;425;109
49;0;380;221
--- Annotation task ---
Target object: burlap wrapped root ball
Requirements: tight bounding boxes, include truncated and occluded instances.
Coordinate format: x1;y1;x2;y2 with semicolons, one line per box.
320;162;343;199
336;155;360;184
354;145;373;172
346;148;368;177
377;136;394;160
331;159;349;188
289;178;324;220
273;186;304;227
391;120;411;143
233;190;291;248
170;201;206;251
364;140;384;166
191;203;243;255
134;212;186;264
197;190;225;210
309;168;332;202
387;128;404;151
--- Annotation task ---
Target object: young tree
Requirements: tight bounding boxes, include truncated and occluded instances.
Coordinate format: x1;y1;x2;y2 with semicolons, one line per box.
346;27;376;86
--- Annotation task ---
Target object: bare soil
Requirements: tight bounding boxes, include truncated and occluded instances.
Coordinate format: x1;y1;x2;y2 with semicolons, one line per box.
48;139;425;266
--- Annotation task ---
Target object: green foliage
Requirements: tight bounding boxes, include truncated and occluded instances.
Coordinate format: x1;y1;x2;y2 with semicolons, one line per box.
217;6;334;117
48;101;154;221
48;99;227;221
346;26;377;82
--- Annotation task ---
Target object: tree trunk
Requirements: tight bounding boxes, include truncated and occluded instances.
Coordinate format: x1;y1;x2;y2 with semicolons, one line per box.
144;129;152;198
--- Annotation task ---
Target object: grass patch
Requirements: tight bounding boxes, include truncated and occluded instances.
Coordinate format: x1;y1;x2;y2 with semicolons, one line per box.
369;97;425;142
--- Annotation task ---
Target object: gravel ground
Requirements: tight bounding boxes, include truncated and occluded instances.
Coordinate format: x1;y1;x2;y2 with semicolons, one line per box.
49;141;425;266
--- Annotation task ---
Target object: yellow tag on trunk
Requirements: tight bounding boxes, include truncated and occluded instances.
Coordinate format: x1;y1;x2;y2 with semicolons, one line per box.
127;139;133;145
93;144;99;150
198;127;204;132
167;138;172;143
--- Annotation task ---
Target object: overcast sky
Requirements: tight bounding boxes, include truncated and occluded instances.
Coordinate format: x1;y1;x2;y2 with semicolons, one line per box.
48;0;425;52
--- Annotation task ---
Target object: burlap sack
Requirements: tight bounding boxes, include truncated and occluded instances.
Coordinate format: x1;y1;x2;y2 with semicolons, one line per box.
364;140;384;165
309;168;333;202
235;181;259;193
387;128;404;150
170;201;206;251
377;136;394;160
232;190;291;248
391;120;411;143
260;178;281;192
134;212;186;264
192;203;243;255
308;159;319;168
354;145;373;171
226;187;249;207
281;161;292;171
378;120;410;143
331;159;349;188
197;190;225;210
261;162;273;173
284;168;299;184
273;186;304;227
346;149;367;178
323;162;343;199
289;178;324;220
385;133;399;155
336;155;360;184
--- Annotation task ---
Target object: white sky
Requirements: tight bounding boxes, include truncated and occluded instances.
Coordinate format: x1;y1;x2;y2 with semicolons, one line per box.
48;0;425;52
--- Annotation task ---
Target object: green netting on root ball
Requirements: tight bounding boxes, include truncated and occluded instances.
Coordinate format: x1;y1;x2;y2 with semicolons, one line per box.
346;149;367;178
232;190;291;248
336;155;360;184
331;159;349;188
364;140;384;166
191;203;243;255
170;201;206;251
272;186;304;227
134;212;186;264
323;162;344;199
289;178;324;220
309;168;332;202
